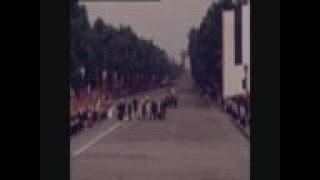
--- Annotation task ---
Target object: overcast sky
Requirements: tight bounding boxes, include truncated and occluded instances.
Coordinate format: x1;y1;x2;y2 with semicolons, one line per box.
82;0;217;64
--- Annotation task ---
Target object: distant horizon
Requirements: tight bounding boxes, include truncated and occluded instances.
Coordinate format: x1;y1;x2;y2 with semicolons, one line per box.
83;0;217;66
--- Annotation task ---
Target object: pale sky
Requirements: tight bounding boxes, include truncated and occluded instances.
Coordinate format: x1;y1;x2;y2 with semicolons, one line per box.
82;0;217;65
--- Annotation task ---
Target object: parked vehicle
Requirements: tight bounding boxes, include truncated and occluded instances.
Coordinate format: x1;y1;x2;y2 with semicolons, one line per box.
223;94;250;127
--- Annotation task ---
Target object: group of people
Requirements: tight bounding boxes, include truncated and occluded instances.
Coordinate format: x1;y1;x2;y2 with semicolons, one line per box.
116;96;165;121
116;87;178;121
70;87;178;136
70;94;110;136
70;107;107;135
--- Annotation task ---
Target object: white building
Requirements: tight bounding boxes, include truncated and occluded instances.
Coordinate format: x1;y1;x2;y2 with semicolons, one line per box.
222;1;250;99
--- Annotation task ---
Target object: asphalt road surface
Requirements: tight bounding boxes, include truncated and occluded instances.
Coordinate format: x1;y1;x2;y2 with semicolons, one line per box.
70;72;250;180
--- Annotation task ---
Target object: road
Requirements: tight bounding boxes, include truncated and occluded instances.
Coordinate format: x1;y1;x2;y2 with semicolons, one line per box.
70;71;250;180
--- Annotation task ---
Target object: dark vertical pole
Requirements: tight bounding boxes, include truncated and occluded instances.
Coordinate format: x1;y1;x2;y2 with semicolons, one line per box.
235;3;242;65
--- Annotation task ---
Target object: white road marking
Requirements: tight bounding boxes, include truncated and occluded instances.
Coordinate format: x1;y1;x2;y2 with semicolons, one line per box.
71;122;122;158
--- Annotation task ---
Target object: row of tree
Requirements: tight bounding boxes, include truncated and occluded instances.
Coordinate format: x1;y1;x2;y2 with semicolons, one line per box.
188;0;234;97
70;0;181;94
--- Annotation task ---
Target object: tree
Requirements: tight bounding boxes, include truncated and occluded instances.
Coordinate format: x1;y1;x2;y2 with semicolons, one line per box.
70;0;178;95
187;0;233;96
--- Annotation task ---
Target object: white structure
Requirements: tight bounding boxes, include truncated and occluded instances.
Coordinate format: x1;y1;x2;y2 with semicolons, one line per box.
222;2;250;99
242;3;250;93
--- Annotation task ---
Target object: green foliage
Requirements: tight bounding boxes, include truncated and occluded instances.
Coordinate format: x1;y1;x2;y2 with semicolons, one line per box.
70;0;179;90
187;0;233;94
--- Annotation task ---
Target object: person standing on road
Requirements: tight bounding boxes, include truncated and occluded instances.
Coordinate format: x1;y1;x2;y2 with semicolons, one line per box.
78;108;87;130
138;97;145;120
157;99;162;120
159;98;167;120
86;106;94;128
117;99;125;121
141;98;146;120
132;98;138;119
141;96;151;120
145;96;152;120
127;100;133;121
94;96;101;121
151;100;159;120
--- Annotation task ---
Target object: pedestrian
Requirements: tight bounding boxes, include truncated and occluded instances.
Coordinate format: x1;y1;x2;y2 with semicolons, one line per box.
117;100;125;121
132;98;138;119
72;115;81;135
94;97;101;121
96;99;107;121
151;100;158;120
141;98;147;120
92;106;98;122
159;98;167;120
107;104;114;120
127;100;133;120
239;104;246;127
78;108;86;131
136;97;143;120
86;106;94;128
145;96;152;120
156;99;162;120
121;100;126;121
